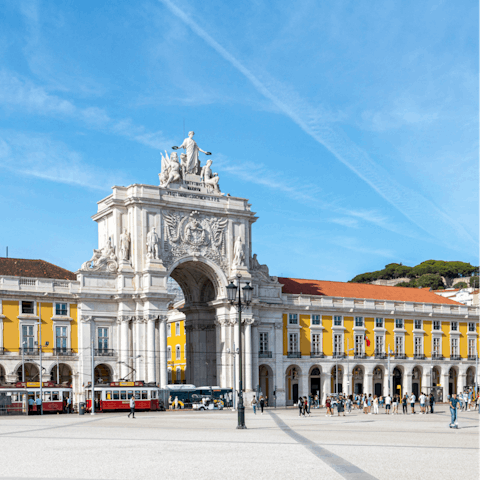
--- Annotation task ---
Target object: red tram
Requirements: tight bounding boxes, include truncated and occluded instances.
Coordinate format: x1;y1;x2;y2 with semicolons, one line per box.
85;381;164;412
0;382;72;414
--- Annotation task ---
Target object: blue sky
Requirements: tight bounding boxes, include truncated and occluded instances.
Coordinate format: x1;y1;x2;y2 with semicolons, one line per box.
0;0;478;281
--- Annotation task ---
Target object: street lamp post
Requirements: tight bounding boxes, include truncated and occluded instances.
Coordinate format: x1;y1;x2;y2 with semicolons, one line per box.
226;274;253;430
21;341;26;382
226;344;238;411
346;339;354;396
387;344;394;396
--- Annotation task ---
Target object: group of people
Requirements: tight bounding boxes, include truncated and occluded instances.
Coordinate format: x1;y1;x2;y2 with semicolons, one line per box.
250;395;267;414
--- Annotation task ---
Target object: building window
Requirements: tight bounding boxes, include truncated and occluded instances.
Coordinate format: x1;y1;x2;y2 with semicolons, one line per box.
433;337;441;356
55;326;68;352
414;337;422;355
288;333;298;352
175;322;180;336
433;321;441;330
375;318;383;328
451;338;459;357
334;316;342;326
167;346;172;361
21;301;34;314
354;335;363;355
259;333;268;353
375;335;384;353
312;315;321;326
175;345;181;360
22;325;35;351
167;324;171;337
98;328;108;351
355;317;363;327
168;369;172;383
312;334;321;354
451;322;458;331
395;319;403;329
468;322;475;332
176;367;181;383
414;320;422;330
55;303;68;316
333;334;342;354
468;339;476;357
395;336;404;355
288;314;298;325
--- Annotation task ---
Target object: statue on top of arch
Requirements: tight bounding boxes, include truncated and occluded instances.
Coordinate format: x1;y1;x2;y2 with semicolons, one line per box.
159;131;222;195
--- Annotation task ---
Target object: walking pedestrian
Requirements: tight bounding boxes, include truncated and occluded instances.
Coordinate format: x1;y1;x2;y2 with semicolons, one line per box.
449;393;459;428
337;395;345;416
66;396;72;414
259;395;265;414
35;395;42;415
429;393;435;413
385;393;391;414
392;395;398;414
326;396;332;416
251;395;258;415
128;395;135;418
373;395;379;414
409;393;416;414
419;392;426;414
402;395;408;414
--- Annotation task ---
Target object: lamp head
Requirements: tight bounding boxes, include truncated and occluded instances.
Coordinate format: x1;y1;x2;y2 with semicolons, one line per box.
226;281;237;304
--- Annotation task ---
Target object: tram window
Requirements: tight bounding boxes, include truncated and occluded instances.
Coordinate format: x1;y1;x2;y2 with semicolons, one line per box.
113;390;119;400
44;392;51;401
52;391;59;401
121;391;127;400
151;391;156;399
142;390;148;399
135;391;141;400
105;391;111;400
127;390;133;399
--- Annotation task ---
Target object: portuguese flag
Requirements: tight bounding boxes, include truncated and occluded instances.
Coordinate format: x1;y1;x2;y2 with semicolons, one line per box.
364;333;370;347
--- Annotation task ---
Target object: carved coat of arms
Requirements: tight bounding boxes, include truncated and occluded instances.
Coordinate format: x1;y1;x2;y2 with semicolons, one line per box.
163;211;228;269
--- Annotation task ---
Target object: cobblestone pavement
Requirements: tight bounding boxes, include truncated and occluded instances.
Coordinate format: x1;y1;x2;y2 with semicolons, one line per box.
0;406;477;480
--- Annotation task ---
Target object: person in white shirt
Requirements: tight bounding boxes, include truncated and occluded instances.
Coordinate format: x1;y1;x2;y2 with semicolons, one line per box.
385;394;392;414
409;393;416;414
128;395;135;418
419;393;426;414
373;395;379;414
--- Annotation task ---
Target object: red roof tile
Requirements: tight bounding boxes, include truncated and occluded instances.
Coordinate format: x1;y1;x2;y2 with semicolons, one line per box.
278;277;462;305
0;258;76;280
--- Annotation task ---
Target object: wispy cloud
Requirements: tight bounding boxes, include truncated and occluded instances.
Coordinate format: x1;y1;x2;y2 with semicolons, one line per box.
0;70;172;150
333;236;395;258
159;0;476;251
0;130;125;190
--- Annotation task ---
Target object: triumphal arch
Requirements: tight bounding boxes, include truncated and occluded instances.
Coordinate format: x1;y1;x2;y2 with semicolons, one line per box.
76;132;285;404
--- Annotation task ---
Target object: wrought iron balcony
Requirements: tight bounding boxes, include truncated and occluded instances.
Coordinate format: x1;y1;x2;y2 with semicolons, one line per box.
94;348;115;356
468;355;478;361
414;354;426;360
310;351;325;358
395;353;407;359
53;348;75;356
450;355;462;361
21;347;40;355
354;353;367;359
287;351;302;358
333;352;346;358
432;353;444;360
259;351;272;358
374;351;387;359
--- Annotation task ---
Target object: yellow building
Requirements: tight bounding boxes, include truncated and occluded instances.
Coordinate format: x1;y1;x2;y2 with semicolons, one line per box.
0;258;78;386
274;278;479;405
167;307;186;384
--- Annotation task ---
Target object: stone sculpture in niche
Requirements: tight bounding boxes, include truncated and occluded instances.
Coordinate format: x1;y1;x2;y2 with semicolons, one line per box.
120;228;131;261
233;236;245;267
146;227;160;259
80;237;118;273
163;211;228;269
172;131;211;174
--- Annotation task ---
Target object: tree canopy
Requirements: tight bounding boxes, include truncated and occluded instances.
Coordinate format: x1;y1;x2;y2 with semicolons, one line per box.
350;260;478;288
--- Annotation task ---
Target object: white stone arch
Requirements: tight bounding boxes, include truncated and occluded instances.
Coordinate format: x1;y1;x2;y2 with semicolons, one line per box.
259;364;274;402
372;365;385;397
448;366;459;395
392;364;404;397
308;365;322;398
351;364;365;395
412;365;423;397
49;362;75;384
331;364;345;394
94;363;114;384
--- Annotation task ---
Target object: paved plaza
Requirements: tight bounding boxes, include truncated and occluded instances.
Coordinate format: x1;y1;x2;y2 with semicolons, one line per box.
0;407;478;480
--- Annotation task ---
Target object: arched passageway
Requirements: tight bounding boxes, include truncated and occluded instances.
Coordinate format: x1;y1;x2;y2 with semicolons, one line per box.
50;363;73;384
392;367;403;397
16;363;40;382
373;366;384;397
432;366;441;387
169;259;224;387
412;366;422;398
309;366;321;397
94;364;113;384
352;365;364;394
285;365;301;405
259;364;274;402
331;365;343;394
466;367;476;388
449;367;458;395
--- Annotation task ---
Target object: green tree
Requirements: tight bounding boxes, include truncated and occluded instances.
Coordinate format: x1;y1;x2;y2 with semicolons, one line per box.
470;276;479;288
416;274;444;290
452;282;468;289
395;279;417;288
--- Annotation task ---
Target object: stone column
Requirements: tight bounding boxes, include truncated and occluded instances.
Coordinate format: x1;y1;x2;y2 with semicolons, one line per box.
233;321;240;393
274;323;285;406
458;372;466;394
134;318;142;381
441;372;450;400
147;317;156;383
215;321;222;387
252;324;259;392
404;372;413;398
321;373;331;405
245;319;253;392
343;371;351;396
120;317;130;379
300;370;309;398
159;318;167;387
364;373;373;395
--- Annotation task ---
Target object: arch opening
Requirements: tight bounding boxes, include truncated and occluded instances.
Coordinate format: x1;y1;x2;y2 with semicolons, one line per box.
169;259;224;387
259;364;274;403
309;366;321;398
50;363;73;385
94;364;113;384
16;363;40;382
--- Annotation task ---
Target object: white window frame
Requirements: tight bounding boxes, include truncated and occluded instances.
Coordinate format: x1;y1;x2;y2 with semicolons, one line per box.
167;323;171;337
333;333;343;355
167;346;172;361
450;338;459;357
20;300;37;316
375;317;383;328
414;336;423;356
468;338;476;357
333;316;343;327
97;327;109;351
395;318;404;329
414;319;422;330
355;316;364;328
175;344;181;360
468;322;476;332
311;314;321;326
432;337;441;356
354;334;363;355
175;322;180;336
311;333;322;354
55;303;69;317
168;368;172;383
433;320;441;331
288;333;298;353
395;336;404;355
288;313;298;325
375;335;384;354
176;367;181;382
259;332;268;353
451;321;458;332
